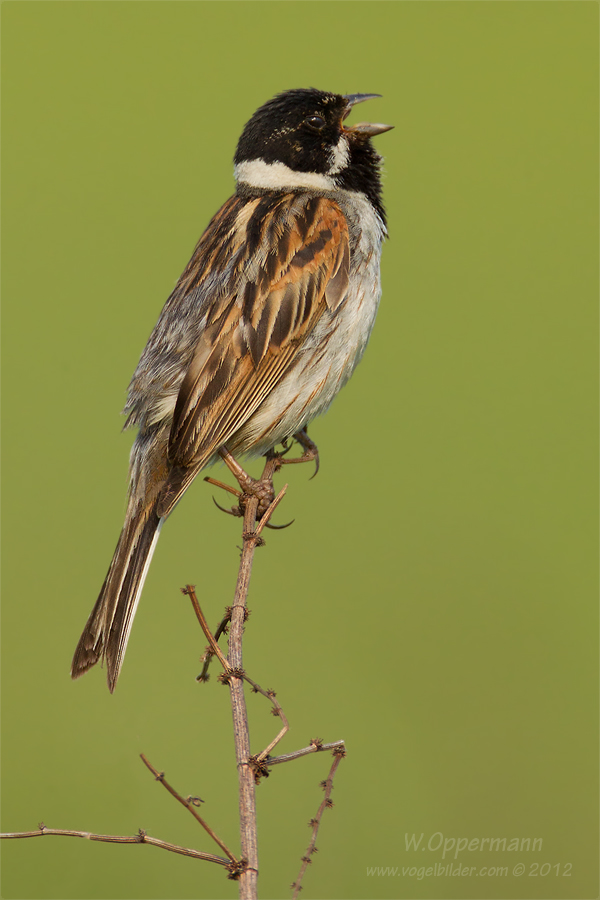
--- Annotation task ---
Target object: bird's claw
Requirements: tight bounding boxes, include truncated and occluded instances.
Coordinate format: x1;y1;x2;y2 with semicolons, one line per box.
211;496;243;518
276;429;320;478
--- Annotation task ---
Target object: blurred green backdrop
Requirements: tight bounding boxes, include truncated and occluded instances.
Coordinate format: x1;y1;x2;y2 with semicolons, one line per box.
2;2;597;899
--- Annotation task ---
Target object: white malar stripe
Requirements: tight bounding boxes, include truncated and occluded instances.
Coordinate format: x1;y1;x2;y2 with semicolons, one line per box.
234;159;336;191
328;136;350;174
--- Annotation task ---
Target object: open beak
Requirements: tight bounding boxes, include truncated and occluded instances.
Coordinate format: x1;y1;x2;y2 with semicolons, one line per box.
342;93;393;137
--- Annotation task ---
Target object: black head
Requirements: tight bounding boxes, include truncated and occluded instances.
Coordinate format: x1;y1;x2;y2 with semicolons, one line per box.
234;88;392;221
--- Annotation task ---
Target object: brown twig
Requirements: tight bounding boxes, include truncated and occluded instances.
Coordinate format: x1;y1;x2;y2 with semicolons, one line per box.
215;455;288;900
196;453;347;897
196;607;236;682
139;753;238;864
267;739;346;767
0;823;230;867
227;490;260;900
183;586;230;671
3;442;345;897
291;747;346;898
243;675;289;764
185;590;289;776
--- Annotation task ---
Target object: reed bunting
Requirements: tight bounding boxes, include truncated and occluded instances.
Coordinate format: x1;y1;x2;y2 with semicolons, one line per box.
71;88;392;691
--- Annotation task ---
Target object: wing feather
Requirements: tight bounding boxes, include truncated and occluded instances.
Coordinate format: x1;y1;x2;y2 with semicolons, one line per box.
158;194;350;517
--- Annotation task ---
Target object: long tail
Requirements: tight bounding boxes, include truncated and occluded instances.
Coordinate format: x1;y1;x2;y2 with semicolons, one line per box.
71;503;163;693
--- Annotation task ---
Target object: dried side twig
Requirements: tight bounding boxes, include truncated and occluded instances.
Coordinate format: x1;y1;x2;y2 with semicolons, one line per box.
0;823;231;867
183;586;230;671
244;675;289;766
267;739;345;767
196;607;237;683
0;755;245;881
139;753;238;864
186;563;293;785
187;587;289;771
291;747;346;898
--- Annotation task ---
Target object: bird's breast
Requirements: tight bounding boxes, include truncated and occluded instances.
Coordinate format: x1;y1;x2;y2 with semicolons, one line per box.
230;192;386;456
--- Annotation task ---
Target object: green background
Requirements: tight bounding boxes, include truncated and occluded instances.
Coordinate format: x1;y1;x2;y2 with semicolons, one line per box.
2;2;597;899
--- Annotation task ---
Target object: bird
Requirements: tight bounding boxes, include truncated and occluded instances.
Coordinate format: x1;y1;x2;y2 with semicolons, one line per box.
71;87;392;692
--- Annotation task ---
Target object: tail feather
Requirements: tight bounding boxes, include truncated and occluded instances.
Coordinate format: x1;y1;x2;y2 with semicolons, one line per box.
71;506;163;692
105;518;163;691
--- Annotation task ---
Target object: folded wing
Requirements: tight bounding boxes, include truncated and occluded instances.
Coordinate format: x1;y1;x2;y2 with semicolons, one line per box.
157;194;350;517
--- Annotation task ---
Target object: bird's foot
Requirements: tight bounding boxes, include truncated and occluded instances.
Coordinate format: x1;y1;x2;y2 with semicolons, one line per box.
206;448;290;529
276;428;319;478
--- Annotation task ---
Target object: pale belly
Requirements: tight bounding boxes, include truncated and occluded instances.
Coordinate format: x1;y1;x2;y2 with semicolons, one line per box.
130;190;386;476
229;214;383;458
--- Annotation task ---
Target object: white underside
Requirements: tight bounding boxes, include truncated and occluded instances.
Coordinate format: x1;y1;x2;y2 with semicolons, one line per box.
130;188;385;474
227;191;385;457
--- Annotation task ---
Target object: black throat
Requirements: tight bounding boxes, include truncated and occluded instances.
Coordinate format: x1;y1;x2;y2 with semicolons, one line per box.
336;139;386;227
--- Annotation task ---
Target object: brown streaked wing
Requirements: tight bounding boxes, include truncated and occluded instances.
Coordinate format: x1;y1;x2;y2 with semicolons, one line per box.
159;195;350;516
175;195;257;296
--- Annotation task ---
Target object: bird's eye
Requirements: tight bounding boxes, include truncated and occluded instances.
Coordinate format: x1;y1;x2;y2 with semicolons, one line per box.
305;115;326;131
